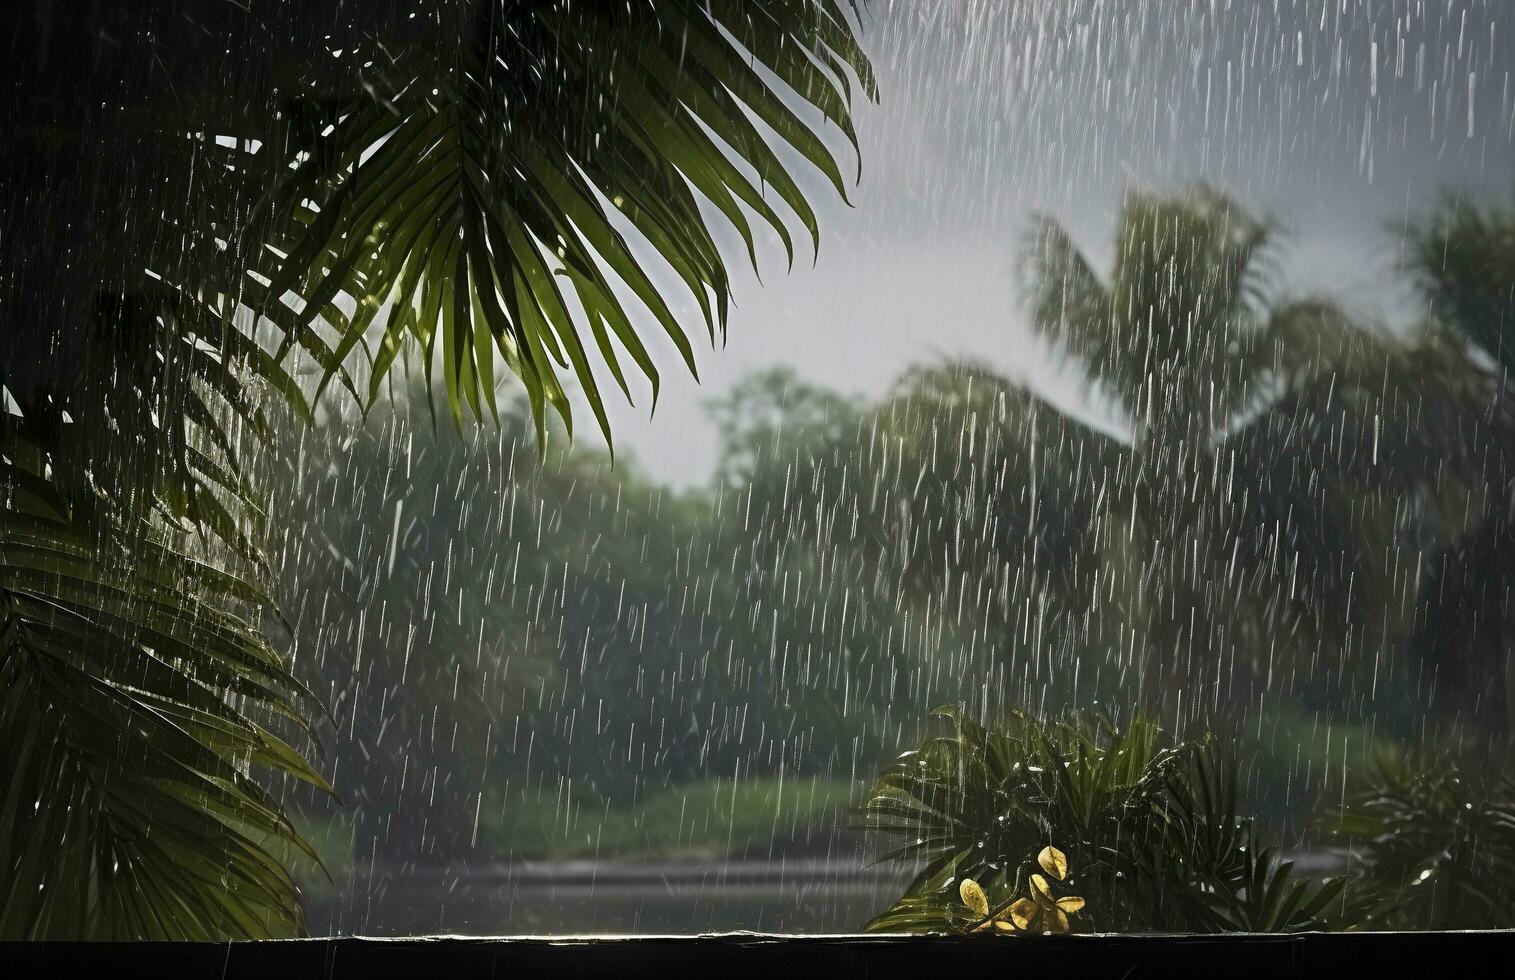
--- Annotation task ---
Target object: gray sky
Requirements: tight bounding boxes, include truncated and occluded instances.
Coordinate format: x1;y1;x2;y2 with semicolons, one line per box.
595;0;1515;486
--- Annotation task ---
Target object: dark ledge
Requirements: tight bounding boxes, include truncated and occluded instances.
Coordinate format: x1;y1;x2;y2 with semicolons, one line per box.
6;931;1514;980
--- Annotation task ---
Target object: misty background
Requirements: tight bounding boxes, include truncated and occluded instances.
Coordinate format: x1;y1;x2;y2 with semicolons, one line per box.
596;0;1514;485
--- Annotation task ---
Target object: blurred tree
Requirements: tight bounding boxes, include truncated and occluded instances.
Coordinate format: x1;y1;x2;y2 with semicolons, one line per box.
709;367;864;486
279;375;931;865
1403;193;1515;736
797;188;1515;736
1018;187;1514;731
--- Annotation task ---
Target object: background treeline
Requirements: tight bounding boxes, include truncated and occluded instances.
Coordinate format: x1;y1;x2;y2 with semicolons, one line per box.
277;185;1515;881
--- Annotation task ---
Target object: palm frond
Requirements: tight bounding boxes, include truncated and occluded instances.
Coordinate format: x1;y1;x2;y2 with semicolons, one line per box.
1403;193;1515;377
1025;187;1276;440
1022;217;1114;389
1330;750;1515;929
0;412;325;940
250;0;875;446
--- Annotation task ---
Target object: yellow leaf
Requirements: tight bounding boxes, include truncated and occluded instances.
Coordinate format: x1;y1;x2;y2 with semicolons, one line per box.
1056;895;1085;913
1029;873;1056;906
1048;908;1071;933
1037;845;1069;881
993;919;1017;933
1008;898;1038;930
959;878;989;917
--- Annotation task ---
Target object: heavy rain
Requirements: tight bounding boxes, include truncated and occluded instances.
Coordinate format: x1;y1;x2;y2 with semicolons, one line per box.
3;0;1515;941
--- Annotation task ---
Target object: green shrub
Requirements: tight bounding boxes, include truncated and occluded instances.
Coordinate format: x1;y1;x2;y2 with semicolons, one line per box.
1331;750;1515;929
860;706;1354;933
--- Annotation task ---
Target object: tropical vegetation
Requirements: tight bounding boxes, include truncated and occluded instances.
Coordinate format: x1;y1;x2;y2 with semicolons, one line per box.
273;184;1515;932
4;0;1515;942
0;0;873;939
860;707;1354;934
862;705;1515;934
853;185;1515;934
1331;749;1515;930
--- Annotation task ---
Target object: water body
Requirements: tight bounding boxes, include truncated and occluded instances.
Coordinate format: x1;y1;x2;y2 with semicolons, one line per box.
310;859;912;935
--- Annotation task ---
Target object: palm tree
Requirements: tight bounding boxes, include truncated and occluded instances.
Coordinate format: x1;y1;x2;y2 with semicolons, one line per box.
853;190;1515;936
818;187;1510;734
1402;192;1515;736
1;0;873;938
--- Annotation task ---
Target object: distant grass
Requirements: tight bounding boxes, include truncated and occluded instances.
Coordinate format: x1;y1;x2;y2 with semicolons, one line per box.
286;704;1402;887
478;776;862;860
290;705;1405;878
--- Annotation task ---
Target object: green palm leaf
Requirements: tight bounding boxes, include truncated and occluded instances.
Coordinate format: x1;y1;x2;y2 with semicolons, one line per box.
1330;750;1515;929
251;0;875;445
0;411;324;940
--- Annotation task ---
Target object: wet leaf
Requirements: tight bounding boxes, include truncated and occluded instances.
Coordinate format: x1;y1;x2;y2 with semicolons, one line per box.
959;878;990;917
1038;845;1069;881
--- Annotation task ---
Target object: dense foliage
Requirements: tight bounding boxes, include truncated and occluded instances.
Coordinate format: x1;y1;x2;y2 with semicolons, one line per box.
4;0;1513;940
0;0;872;938
860;708;1515;934
860;707;1352;934
269;189;1515;902
1333;751;1515;929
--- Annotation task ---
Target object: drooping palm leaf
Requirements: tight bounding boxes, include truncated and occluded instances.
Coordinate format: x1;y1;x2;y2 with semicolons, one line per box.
1;68;331;934
0;412;327;940
249;0;876;444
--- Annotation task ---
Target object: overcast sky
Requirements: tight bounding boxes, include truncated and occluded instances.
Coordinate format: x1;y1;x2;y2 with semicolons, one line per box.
592;0;1515;486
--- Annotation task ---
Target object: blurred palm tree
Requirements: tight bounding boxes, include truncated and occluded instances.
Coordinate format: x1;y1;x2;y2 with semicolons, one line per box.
827;187;1513;733
1402;193;1515;736
855;190;1515;935
1027;187;1515;729
0;0;872;938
